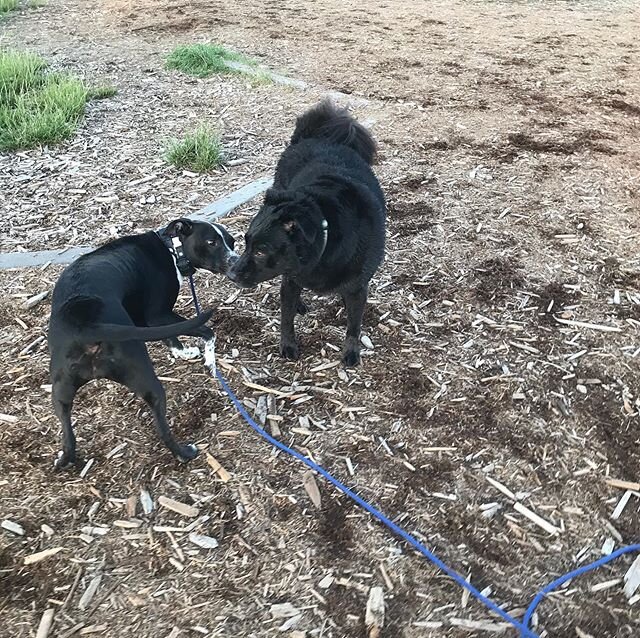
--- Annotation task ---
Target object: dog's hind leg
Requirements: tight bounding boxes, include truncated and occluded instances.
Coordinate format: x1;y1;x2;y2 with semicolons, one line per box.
51;375;82;470
118;345;199;463
342;286;368;367
280;277;303;360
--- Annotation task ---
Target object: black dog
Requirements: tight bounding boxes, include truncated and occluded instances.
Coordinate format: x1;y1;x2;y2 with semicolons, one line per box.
48;218;236;468
229;100;385;366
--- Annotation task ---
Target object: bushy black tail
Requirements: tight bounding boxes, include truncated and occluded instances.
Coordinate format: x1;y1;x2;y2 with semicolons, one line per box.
290;100;377;165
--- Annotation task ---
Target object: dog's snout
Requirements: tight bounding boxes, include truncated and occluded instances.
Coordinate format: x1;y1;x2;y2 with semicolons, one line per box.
226;257;240;281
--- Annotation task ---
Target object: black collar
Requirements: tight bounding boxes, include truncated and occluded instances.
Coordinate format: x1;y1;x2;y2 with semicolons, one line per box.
156;228;195;278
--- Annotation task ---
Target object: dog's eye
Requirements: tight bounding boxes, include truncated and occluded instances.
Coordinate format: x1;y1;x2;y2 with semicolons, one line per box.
206;239;217;245
254;248;266;258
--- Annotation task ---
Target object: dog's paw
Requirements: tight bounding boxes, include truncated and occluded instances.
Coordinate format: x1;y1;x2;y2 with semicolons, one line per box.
280;340;300;361
341;347;361;368
176;443;199;463
170;346;201;361
296;300;309;315
54;450;77;471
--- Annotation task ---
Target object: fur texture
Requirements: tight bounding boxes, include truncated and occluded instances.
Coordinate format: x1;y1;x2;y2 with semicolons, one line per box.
229;100;385;365
48;219;235;468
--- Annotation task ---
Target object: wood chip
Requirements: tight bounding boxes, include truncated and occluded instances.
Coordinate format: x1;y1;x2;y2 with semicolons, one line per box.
624;556;640;599
78;575;102;611
24;547;64;565
79;458;95;479
378;562;394;591
611;490;635;520
302;471;321;509
1;519;25;536
113;519;142;529
206;453;231;482
590;578;622;593
243;381;291;397
449;618;509;633
188;533;219;549
78;624;108;635
158;496;199;518
361;334;374;350
513;502;560;535
554;317;622;332
36;609;55;638
0;413;19;424
485;476;517;501
605;478;640;492
270;602;300;618
19;335;45;356
25;290;50;309
126;494;137;518
318;574;334;589
140;489;154;515
365;586;385;638
278;615;302;632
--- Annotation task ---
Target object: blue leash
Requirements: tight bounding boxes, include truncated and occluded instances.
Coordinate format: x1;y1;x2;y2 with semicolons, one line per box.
187;275;640;636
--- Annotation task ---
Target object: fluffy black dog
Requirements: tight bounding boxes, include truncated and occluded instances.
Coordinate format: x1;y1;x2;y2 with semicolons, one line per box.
229;100;385;366
48;218;236;468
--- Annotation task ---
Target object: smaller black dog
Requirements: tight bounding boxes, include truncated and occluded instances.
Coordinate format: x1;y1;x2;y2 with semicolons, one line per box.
229;100;386;366
48;218;236;468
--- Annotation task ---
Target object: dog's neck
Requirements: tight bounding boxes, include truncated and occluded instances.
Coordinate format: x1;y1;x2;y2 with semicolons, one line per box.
156;228;196;282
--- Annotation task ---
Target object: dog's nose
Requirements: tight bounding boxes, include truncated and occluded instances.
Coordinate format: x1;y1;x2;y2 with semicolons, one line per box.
226;257;240;281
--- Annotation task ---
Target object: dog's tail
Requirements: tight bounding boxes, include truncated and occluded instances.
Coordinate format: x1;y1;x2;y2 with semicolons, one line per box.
290;99;377;165
58;295;213;342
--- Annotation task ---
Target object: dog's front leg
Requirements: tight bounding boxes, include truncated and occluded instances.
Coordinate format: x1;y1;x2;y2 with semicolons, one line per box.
342;286;368;367
280;277;302;360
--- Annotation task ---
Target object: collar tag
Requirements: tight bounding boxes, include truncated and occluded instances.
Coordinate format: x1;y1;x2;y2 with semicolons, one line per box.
157;229;196;278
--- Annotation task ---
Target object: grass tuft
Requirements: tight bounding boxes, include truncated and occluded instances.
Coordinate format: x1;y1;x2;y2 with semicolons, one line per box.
0;0;19;14
88;85;117;100
0;49;89;151
165;127;223;173
166;43;255;78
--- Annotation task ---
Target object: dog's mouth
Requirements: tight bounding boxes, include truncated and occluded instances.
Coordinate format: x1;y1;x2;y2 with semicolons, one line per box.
227;272;257;289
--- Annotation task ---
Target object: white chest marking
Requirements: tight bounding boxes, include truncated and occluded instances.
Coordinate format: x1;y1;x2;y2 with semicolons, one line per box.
204;338;217;373
168;249;184;287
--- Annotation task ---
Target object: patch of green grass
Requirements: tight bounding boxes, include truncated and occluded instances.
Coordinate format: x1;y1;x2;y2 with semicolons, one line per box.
0;49;89;151
0;0;19;14
27;0;47;7
88;85;117;100
166;43;256;78
165;127;222;172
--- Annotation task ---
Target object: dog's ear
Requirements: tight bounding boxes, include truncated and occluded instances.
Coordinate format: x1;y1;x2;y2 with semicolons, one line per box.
166;218;194;237
264;188;292;206
282;215;317;244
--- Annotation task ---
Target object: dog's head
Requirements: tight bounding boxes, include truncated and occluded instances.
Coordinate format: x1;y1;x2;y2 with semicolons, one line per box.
228;189;326;288
166;218;237;275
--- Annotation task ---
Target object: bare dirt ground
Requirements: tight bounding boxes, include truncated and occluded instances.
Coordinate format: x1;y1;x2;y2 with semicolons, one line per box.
1;1;640;637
